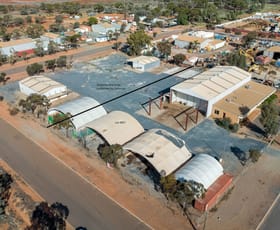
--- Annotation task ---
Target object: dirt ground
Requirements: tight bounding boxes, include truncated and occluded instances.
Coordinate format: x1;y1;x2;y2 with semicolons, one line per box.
0;101;193;230
204;152;280;230
137;102;205;133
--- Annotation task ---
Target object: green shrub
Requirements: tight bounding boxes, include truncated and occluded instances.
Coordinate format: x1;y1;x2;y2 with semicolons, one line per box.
98;144;123;166
229;123;239;133
249;149;261;163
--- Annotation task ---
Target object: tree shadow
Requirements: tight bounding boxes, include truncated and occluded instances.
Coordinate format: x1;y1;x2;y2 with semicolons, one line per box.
230;146;248;165
246;122;265;136
239;106;250;116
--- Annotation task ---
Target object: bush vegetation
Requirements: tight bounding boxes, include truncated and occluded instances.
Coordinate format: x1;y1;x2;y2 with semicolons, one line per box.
249;149;261;163
98;144;123;166
215;117;239;133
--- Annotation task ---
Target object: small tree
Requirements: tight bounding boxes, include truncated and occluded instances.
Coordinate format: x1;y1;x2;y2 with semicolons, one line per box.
25;15;32;24
87;17;98;26
127;30;152;56
26;202;69;230
26;63;44;76
260;97;279;137
173;53;186;65
98;144;123;166
56;56;67;68
0;171;13;215
249;149;261;163
55;15;63;24
0;72;10;85
19;94;50;115
53;112;73;138
45;59;56;71
157;40;171;61
160;174;177;196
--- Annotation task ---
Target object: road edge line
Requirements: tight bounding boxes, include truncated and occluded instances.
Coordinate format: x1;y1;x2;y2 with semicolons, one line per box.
1;117;154;230
256;192;280;230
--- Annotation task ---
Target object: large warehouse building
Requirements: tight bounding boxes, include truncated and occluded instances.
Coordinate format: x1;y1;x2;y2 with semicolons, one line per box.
124;129;192;176
19;76;67;102
47;97;107;131
170;66;275;122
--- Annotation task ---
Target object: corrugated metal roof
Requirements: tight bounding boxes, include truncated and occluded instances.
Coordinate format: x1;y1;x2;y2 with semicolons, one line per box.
48;97;107;130
171;66;251;101
0;38;34;48
85;111;144;145
128;56;160;65
124;129;192;176
175;154;223;189
20;76;66;95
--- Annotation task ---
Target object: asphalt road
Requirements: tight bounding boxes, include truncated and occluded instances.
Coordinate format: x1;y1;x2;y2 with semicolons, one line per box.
3;45;113;76
258;194;280;230
0;118;151;230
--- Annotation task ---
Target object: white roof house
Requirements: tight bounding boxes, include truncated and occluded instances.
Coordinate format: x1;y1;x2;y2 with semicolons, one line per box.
175;154;223;189
47;97;107;130
19;76;67;102
0;38;36;56
190;31;214;39
170;66;251;116
127;56;160;72
124;129;192;176
84;111;144;145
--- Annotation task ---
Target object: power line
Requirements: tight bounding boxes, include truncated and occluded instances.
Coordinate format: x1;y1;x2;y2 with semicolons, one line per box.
47;66;193;128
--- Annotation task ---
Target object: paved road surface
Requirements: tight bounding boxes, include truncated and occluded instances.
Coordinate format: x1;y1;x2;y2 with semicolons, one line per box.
0;118;151;230
3;45;112;76
258;194;280;230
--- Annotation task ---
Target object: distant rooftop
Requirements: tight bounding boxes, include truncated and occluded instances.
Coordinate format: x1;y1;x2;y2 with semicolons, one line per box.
42;32;60;39
176;34;205;43
127;56;160;65
0;38;34;48
20;76;66;95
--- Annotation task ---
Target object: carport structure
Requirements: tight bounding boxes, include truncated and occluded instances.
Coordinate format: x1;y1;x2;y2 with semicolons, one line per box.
47;96;107;130
124;129;192;176
84;111;145;145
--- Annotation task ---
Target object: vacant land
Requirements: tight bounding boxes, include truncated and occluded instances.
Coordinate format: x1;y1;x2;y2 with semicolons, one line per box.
206;148;280;230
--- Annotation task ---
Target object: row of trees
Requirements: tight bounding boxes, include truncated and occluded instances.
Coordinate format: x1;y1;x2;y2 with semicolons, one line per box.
260;94;279;137
26;56;68;76
19;94;50;118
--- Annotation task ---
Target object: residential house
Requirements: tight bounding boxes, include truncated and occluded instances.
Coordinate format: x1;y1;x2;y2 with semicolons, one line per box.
0;38;36;57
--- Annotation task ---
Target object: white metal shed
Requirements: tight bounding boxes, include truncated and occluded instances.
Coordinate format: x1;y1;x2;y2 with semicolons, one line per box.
175;154;223;189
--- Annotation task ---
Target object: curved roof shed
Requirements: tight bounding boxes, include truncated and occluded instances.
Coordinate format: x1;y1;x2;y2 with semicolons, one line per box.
48;97;107;130
85;111;144;145
124;129;192;176
175;154;223;189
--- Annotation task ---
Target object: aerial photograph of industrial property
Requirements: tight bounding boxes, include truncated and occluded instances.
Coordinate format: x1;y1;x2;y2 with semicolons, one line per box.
0;0;280;229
